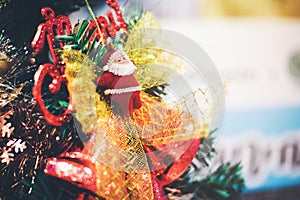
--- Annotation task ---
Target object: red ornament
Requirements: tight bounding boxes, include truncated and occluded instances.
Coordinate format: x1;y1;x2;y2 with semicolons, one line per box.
44;152;98;194
31;8;73;126
145;138;201;186
45;151;169;199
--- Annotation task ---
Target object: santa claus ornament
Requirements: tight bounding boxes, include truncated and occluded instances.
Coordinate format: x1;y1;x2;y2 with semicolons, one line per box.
97;47;142;116
29;0;225;199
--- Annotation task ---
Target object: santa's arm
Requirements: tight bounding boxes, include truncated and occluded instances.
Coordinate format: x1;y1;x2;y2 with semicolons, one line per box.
96;73;109;95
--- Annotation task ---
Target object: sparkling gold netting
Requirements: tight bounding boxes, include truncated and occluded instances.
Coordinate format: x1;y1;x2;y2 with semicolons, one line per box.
124;12;188;90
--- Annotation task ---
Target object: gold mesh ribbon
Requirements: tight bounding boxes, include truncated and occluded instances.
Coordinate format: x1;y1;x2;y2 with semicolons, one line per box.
64;50;155;199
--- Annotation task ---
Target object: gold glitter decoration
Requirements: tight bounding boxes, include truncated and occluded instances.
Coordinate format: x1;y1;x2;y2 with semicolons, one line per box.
127;48;188;89
0;83;25;109
132;92;203;146
124;12;163;52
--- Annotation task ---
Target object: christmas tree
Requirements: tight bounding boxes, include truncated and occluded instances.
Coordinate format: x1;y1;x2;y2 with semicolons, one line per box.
0;0;245;199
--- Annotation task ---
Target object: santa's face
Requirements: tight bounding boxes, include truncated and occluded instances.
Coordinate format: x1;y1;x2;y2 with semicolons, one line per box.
108;52;137;76
114;54;130;65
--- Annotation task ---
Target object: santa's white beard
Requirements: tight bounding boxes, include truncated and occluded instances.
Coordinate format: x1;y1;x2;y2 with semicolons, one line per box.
107;61;137;76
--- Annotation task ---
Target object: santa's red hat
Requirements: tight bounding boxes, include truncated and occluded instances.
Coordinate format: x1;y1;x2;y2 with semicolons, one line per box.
100;45;116;66
100;46;131;71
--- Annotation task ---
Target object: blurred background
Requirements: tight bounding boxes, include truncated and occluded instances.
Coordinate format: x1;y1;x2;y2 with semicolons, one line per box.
151;0;300;199
70;0;300;199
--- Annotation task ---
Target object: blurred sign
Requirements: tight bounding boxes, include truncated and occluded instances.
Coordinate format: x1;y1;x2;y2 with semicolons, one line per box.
215;107;300;191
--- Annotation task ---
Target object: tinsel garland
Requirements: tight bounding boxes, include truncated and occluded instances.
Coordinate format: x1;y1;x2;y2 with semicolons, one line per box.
0;97;82;199
0;30;83;199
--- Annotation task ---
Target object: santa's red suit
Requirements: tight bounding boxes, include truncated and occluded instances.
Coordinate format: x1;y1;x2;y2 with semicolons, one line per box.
97;71;142;116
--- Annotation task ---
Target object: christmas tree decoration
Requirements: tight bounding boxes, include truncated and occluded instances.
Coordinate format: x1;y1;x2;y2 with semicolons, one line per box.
0;0;245;199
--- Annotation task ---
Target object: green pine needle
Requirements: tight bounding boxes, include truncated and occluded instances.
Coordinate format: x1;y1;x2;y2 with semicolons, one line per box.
193;163;245;200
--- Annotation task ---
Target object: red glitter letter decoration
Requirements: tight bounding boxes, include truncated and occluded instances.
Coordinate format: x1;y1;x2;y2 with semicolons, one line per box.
31;7;73;126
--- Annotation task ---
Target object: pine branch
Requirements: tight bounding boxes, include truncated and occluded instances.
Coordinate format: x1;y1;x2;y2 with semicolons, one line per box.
165;163;245;200
194;129;218;168
192;163;245;200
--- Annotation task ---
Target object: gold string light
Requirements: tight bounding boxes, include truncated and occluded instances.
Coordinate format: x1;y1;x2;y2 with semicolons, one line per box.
84;0;104;45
